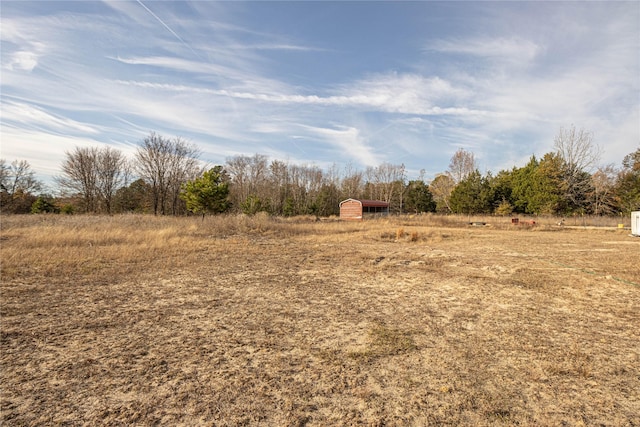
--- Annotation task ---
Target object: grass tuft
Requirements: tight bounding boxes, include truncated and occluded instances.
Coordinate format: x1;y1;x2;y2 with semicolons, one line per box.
348;321;417;362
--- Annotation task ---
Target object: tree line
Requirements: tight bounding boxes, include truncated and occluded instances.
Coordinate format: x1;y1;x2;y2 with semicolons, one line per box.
1;126;639;216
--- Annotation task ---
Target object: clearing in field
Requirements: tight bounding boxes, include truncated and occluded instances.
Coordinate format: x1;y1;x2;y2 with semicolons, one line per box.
1;214;639;425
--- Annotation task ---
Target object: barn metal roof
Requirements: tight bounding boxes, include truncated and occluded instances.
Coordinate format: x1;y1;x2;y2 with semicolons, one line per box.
340;198;389;208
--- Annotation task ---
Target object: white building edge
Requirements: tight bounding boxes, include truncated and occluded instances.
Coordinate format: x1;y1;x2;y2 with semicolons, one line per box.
632;211;640;237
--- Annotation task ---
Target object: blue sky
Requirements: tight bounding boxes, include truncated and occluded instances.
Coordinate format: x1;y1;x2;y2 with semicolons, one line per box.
1;1;639;187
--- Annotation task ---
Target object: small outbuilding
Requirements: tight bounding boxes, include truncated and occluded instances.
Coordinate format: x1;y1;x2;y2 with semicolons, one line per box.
339;198;390;220
632;211;640;236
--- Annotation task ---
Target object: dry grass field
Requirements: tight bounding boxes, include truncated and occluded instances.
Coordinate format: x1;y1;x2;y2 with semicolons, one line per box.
1;213;639;426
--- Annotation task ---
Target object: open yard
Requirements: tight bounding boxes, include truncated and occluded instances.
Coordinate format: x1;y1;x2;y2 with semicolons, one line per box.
1;214;639;425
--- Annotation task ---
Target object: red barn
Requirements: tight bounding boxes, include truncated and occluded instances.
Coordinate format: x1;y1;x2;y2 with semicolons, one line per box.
339;198;390;220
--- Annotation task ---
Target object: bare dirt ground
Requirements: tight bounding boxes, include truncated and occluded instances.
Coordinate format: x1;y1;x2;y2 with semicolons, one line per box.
1;214;639;426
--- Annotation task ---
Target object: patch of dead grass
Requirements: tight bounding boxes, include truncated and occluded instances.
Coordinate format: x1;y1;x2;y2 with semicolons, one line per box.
347;320;417;362
1;214;639;425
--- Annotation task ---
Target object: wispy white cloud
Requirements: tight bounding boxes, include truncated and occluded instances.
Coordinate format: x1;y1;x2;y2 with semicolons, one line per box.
1;1;637;186
2;100;100;134
5;51;39;72
229;43;329;52
298;125;379;167
113;55;237;77
428;37;542;63
0;125;113;184
417;4;640;169
1;17;47;73
114;71;480;119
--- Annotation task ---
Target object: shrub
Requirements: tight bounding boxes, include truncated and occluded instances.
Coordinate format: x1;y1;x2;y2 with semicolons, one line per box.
495;200;514;216
31;197;59;214
60;204;75;215
241;194;263;216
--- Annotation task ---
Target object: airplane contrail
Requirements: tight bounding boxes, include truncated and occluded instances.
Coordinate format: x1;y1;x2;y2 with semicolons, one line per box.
136;0;200;59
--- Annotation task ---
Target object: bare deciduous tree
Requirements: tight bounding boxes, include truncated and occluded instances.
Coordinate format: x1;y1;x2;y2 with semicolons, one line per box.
554;125;600;210
135;133;201;215
96;147;129;214
365;163;405;202
1;159;42;196
590;164;617;215
226;154;269;212
136;133;173;215
268;159;290;213
289;163;324;214
448;148;477;184
58;146;129;213
57;147;100;213
0;159;9;192
0;159;43;213
167;140;202;215
340;162;364;200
